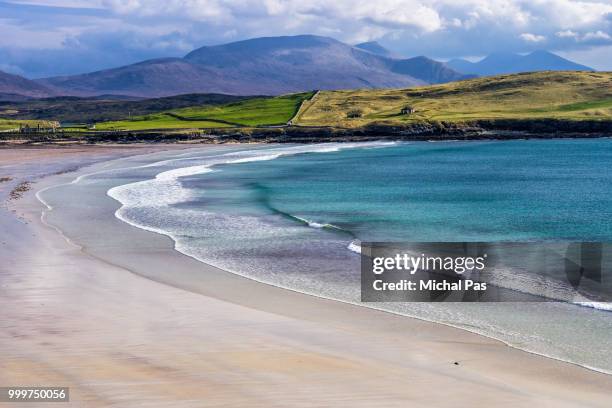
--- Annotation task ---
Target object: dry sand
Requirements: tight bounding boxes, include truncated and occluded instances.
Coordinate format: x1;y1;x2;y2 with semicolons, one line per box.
1;145;612;407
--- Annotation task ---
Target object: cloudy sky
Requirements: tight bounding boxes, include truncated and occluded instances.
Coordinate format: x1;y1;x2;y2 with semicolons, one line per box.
1;0;611;78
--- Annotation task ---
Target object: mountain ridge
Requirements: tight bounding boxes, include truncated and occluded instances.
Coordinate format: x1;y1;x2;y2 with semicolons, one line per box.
4;36;592;99
33;35;468;98
448;50;593;76
0;70;55;99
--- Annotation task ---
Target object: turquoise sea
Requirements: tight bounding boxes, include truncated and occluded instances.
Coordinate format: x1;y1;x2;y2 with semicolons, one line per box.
106;139;612;373
191;139;612;241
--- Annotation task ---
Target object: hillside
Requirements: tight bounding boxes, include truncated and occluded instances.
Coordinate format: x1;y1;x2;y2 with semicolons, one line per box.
36;58;228;98
7;71;609;138
0;93;252;123
36;35;467;97
294;71;612;128
95;92;314;131
448;51;593;76
0;70;54;99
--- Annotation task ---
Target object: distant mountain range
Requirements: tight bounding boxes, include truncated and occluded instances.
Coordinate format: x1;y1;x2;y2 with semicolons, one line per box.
447;50;593;76
0;70;54;100
35;35;470;98
0;36;595;100
353;41;476;84
354;41;397;58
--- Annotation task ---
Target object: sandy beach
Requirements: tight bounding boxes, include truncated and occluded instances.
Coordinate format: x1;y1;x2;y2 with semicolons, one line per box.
2;145;612;407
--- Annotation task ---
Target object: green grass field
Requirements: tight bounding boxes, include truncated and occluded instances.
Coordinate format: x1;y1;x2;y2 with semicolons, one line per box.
294;71;612;127
96;92;315;131
95;115;234;131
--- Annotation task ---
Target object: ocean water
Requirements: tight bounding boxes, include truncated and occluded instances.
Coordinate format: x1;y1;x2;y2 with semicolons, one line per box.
105;139;612;373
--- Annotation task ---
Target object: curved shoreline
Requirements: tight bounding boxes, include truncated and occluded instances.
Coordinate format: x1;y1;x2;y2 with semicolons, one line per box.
37;144;612;375
4;145;612;406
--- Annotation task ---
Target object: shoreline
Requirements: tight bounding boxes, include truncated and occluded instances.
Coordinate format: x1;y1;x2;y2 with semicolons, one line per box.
95;141;612;376
1;118;611;145
101;142;612;376
3;145;612;406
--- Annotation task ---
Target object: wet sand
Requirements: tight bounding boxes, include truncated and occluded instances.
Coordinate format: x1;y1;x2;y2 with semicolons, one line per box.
1;145;612;407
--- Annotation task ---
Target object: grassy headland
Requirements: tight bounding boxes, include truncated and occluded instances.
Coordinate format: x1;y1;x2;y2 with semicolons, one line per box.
295;71;612;127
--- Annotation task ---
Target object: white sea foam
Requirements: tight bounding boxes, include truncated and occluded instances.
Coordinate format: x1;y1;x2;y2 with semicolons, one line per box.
292;215;325;228
291;215;348;231
574;302;612;312
110;138;612;312
108;142;396;209
347;240;362;254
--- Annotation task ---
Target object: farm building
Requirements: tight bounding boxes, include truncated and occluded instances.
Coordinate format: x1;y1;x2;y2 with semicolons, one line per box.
400;106;416;115
19;122;60;134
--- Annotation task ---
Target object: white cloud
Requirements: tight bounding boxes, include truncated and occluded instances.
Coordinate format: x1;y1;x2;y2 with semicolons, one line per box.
95;1;612;45
100;0;445;33
525;0;612;29
556;29;578;38
558;45;612;70
520;32;546;42
3;0;612;75
0;18;71;49
582;30;611;41
555;28;612;43
8;0;105;8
